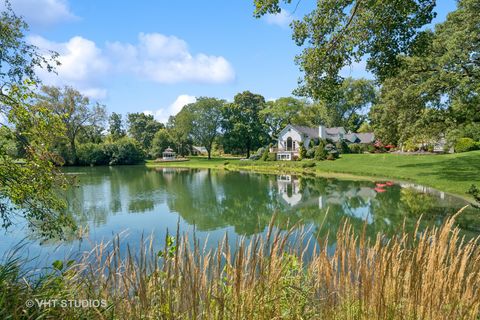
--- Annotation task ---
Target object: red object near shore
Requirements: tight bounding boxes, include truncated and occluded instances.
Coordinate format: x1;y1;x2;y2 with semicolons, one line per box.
374;187;387;193
376;183;387;187
386;181;394;186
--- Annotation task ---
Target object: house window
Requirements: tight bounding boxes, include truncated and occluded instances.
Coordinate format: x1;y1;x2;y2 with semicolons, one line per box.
286;137;293;151
293;141;296;150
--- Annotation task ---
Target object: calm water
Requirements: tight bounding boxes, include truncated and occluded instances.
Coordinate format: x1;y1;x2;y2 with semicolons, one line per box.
1;166;478;263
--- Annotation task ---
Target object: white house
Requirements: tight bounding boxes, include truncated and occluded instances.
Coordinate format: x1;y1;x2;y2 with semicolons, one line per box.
274;124;375;160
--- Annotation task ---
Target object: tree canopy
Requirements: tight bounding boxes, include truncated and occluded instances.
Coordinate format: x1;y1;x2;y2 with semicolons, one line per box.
0;2;74;238
254;0;436;99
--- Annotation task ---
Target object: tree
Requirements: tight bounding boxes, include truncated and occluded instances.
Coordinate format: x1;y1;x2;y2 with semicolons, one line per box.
127;113;163;152
370;0;480;146
254;0;436;99
109;112;126;141
0;2;74;238
37;86;107;164
321;78;377;131
188;97;224;159
167;110;194;156
222;91;269;158
150;128;172;158
260;97;306;138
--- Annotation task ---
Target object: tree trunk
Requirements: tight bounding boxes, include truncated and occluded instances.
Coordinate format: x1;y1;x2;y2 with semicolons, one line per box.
69;139;77;165
246;148;250;159
207;149;211;160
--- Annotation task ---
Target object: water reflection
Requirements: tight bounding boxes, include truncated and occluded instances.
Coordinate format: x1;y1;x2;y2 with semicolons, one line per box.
62;166;478;241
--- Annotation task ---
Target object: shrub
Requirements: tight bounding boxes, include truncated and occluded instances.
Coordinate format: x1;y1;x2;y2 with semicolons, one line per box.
260;149;269;161
325;143;339;159
314;146;327;161
336;140;350;154
108;138;145;165
267;152;277;161
367;144;376;153
306;148;316;159
249;154;261;160
298;142;307;160
349;143;364;154
326;154;336;160
455;138;478;153
77;143;109;166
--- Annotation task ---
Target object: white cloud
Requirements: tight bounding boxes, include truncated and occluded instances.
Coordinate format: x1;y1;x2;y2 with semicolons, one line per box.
265;9;293;28
107;33;235;84
28;35;109;99
5;0;78;26
144;94;197;124
26;32;235;100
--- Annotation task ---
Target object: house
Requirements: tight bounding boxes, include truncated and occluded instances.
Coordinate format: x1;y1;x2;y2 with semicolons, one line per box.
192;146;208;156
274;124;375;160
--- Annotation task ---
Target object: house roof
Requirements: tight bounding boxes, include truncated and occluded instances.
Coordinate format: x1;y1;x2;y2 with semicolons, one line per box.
192;146;207;153
290;125;319;138
281;124;374;144
325;127;346;135
355;133;375;144
344;133;359;143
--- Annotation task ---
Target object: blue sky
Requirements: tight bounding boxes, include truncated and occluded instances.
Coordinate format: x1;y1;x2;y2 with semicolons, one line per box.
10;0;458;123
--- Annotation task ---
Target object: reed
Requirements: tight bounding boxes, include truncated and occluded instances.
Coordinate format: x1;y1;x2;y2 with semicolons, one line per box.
1;210;479;319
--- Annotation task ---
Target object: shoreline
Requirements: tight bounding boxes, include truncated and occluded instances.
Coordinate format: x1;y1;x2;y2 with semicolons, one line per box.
146;152;480;203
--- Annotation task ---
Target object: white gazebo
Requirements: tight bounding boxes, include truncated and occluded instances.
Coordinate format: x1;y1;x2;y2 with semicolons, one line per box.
162;147;176;160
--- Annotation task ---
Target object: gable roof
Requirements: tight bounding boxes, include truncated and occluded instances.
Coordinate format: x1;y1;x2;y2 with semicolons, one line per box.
192;146;207;153
291;125;319;138
325;127;346;135
355;133;375;144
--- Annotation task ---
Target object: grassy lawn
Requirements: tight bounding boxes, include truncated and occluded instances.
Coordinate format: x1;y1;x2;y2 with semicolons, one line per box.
146;151;480;201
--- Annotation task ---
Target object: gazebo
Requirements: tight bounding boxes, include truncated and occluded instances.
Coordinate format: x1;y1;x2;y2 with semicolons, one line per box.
162;147;176;160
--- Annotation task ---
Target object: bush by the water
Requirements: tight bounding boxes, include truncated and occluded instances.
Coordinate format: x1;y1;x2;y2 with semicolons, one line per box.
77;138;145;166
1;214;479;319
455;137;479;153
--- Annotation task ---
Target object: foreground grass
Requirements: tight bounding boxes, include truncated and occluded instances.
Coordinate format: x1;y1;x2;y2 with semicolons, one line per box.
1;213;479;319
147;151;480;200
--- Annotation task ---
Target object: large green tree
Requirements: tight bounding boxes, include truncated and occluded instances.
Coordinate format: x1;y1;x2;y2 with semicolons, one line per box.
260;97;306;138
320;78;377;131
127;113;163;152
0;2;74;238
108;112;126;141
37;86;107;164
370;0;480;146
254;0;436;99
222;91;269;158
188;97;224;159
166;110;193;156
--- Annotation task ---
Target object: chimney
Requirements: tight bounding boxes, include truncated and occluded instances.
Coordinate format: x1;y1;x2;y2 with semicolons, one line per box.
319;125;326;139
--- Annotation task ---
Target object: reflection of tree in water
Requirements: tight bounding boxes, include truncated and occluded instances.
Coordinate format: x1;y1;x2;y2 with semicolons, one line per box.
63;167;479;242
65;166;165;227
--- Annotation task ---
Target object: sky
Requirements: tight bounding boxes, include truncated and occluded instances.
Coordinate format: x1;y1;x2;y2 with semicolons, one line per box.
7;0;458;123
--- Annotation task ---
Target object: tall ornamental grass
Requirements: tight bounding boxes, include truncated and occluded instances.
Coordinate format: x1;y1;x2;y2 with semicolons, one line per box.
1;210;479;319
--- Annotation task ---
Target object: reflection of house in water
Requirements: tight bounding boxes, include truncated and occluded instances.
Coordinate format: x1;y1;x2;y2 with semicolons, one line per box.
318;187;377;209
277;175;303;206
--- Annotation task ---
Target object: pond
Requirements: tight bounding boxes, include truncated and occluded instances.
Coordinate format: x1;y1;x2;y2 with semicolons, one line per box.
1;166;478;263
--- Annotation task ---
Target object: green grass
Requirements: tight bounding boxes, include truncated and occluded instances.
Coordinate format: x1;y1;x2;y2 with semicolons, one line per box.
147;151;480;201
